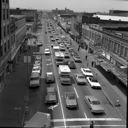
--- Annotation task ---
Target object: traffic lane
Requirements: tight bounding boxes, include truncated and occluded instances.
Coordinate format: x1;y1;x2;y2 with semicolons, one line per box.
72;61;121;118
87;86;121;118
43;55;64;125
90;66;127;120
52;104;65;127
70;56;125;126
51;57;86;126
56;79;87;126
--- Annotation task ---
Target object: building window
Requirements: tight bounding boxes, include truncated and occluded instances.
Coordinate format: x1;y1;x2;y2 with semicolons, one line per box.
3;9;6;20
4;43;7;53
8;40;10;50
0;46;3;57
7;9;9;19
4;26;6;37
124;47;128;59
120;45;124;57
7;24;9;35
6;0;9;4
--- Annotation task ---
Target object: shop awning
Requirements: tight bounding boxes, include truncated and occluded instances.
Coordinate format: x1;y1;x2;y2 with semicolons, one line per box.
100;61;112;71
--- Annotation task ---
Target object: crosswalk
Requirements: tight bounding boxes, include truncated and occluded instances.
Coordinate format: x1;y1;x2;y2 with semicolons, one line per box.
52;117;122;122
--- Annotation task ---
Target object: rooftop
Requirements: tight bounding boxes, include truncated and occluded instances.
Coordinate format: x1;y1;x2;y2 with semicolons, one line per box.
93;14;128;22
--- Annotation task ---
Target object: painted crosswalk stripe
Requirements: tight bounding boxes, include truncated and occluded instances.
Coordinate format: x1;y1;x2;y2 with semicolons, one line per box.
53;124;126;128
52;118;122;122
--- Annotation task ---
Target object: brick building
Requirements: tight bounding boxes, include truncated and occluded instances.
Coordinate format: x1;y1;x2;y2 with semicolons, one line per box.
0;0;11;88
10;15;26;71
82;14;128;87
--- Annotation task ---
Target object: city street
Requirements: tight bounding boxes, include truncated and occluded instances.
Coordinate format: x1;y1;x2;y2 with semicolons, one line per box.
0;17;126;128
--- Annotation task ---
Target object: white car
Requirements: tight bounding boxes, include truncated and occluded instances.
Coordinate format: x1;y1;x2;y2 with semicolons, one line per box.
81;68;93;77
86;77;101;89
75;74;87;85
32;65;41;74
44;48;51;55
84;95;105;114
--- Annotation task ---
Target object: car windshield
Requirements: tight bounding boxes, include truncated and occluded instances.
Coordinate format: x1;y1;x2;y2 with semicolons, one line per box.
31;77;39;80
90;77;98;82
69;95;75;99
85;69;91;72
78;75;84;79
92;100;100;105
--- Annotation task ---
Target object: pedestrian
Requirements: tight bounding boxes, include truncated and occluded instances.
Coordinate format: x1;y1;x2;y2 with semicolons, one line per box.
78;46;80;51
85;55;87;60
91;61;93;67
90;121;94;128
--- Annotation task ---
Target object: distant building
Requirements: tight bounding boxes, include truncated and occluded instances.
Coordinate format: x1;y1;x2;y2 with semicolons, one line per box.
109;10;128;17
52;8;74;15
82;14;128;86
10;8;38;32
0;0;11;87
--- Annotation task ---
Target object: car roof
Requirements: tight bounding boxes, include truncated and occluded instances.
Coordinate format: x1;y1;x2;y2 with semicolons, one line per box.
83;68;91;71
47;72;53;75
86;95;98;101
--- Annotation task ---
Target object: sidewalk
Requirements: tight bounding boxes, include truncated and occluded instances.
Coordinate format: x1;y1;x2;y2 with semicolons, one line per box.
70;36;127;121
0;45;34;127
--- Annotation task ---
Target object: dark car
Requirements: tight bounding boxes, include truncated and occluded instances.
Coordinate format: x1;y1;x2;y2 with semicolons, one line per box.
68;60;76;69
73;56;82;63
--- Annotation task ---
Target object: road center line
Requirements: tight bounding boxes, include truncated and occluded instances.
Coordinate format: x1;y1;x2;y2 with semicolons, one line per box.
73;86;79;98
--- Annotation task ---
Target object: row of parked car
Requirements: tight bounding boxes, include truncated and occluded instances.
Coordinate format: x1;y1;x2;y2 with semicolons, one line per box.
30;54;42;87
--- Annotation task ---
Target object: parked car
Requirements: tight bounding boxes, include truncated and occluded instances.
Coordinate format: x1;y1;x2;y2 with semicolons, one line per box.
65;92;78;109
45;87;57;104
86;77;101;89
84;95;105;114
64;52;70;59
30;72;40;87
81;68;93;77
44;48;51;55
32;65;41;74
75;74;86;85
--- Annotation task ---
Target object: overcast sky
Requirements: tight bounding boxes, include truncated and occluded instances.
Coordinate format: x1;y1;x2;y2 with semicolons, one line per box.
10;0;128;12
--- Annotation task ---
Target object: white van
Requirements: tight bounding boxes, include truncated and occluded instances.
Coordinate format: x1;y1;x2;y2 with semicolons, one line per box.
58;65;71;76
58;65;72;85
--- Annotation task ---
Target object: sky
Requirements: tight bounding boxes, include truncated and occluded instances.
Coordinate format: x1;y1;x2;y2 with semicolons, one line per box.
10;0;128;12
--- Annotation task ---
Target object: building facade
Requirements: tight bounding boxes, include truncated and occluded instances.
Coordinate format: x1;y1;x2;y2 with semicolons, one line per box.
10;8;38;32
0;0;11;88
82;23;128;86
10;15;26;71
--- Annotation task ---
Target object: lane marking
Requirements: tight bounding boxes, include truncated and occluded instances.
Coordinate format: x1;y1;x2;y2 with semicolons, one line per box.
50;41;67;128
84;112;87;119
52;117;122;122
73;87;79;98
53;124;126;128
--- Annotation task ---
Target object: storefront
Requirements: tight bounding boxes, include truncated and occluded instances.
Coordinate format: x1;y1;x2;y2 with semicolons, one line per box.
0;53;11;88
